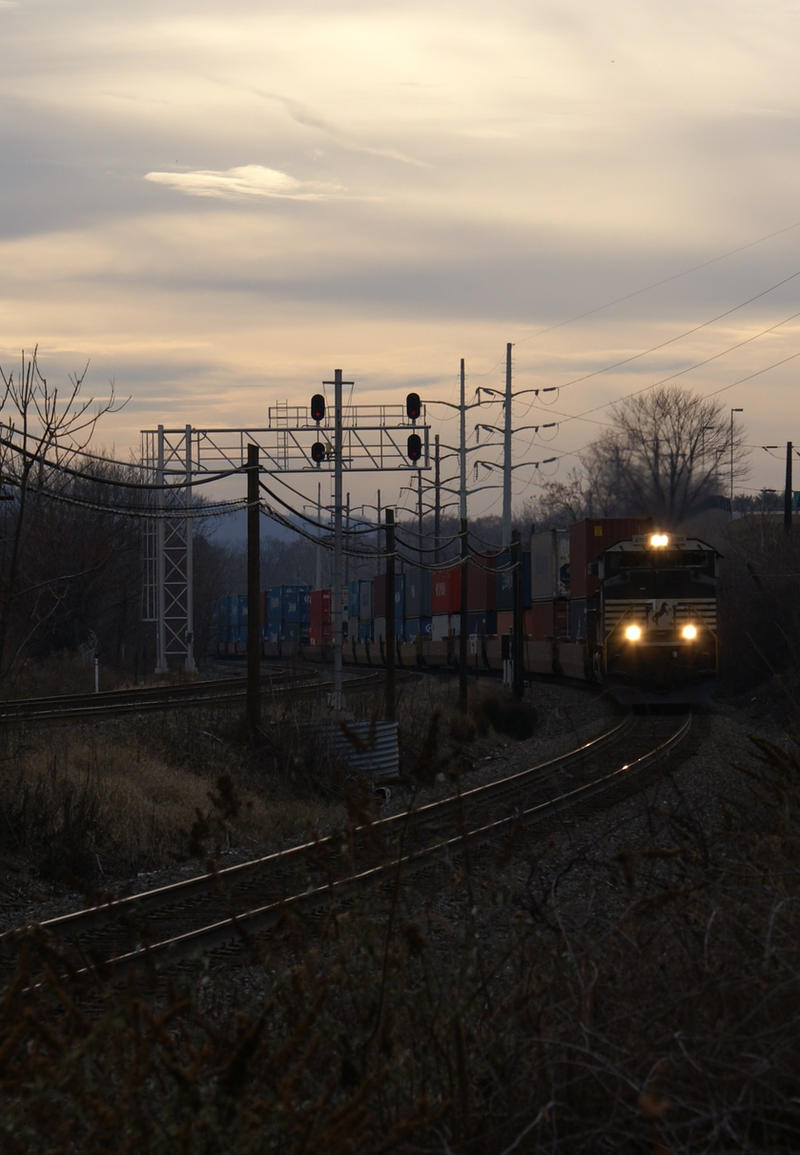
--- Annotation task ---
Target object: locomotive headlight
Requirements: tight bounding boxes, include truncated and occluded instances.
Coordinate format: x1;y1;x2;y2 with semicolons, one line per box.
681;623;698;640
624;624;642;641
650;533;670;548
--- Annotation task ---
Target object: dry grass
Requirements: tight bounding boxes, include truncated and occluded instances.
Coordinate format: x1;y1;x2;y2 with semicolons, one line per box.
0;714;347;882
0;731;798;1152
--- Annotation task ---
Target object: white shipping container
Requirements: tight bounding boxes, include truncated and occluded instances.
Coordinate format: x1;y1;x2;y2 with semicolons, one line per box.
530;528;570;599
431;613;452;641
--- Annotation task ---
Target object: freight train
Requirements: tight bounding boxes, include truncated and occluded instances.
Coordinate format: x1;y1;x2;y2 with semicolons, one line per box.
213;517;720;702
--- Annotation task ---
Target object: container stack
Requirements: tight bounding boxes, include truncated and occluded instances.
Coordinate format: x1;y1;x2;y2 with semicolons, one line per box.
266;585;311;645
568;517;651;640
372;573;406;642
309;588;333;647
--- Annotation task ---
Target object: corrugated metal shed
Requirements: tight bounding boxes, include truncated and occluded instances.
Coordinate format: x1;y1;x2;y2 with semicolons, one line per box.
325;720;399;780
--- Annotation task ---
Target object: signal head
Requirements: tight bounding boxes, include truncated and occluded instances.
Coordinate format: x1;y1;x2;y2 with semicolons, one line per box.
406;392;421;422
311;393;326;423
407;433;422;463
311;441;325;464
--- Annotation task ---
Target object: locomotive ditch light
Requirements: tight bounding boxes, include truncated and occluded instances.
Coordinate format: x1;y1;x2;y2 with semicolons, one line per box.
681;623;698;640
624;624;642;641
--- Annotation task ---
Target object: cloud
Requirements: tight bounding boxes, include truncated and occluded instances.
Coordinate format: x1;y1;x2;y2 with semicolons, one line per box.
144;164;347;202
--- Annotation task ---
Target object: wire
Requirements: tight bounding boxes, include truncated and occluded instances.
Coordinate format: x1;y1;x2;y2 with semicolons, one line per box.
0;433;240;489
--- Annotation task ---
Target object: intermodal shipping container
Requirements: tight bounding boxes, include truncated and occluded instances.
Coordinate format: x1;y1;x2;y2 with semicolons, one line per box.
373;614;405;642
358;619;373;643
358;579;373;622
495;550;532;612
466;610;497;637
496;609;514;637
309;619;334;646
431;613;452;641
347;581;361;620
468;553;497;612
372;573;405;620
310;588;332;623
432;568;460;615
529;599;570;641
405;568;432;618
569;518;651;598
432;556;498;615
281;585;311;623
530;529;570;600
569;597;589;642
405;617;432;641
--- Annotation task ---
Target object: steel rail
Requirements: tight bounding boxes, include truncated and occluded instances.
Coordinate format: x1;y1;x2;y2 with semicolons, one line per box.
3;711;694;988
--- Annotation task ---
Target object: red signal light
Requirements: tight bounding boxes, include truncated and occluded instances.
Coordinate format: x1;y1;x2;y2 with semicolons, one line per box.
406;392;421;421
311;441;325;464
407;433;422;462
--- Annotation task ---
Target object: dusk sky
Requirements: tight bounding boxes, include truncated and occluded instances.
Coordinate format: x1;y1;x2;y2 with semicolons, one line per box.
2;0;799;524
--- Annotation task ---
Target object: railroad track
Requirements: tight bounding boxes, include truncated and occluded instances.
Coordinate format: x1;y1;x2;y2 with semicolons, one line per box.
1;710;694;993
0;668;384;723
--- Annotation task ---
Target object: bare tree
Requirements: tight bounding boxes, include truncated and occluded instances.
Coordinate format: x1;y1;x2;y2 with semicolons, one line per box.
0;347;127;681
590;385;747;524
518;386;747;528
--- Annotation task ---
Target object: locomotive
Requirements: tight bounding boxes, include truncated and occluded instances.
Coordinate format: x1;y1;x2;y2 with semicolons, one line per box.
215;517;720;702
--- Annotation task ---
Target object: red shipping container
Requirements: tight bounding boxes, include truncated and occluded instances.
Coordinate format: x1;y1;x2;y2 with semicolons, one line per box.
310;588;331;623
468;552;497;612
432;568;460;615
309;619;333;646
496;609;513;637
569;517;652;598
529;599;570;640
432;556;498;615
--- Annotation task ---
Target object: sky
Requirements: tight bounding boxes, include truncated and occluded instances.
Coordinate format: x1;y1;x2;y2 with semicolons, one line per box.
2;0;800;528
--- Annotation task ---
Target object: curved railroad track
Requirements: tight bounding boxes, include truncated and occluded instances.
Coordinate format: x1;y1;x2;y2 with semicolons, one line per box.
1;710;695;992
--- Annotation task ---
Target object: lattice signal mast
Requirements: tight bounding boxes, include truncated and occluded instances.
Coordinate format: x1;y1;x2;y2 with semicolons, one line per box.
142;372;429;684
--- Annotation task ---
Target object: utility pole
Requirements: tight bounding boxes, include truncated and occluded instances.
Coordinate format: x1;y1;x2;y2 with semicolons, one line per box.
246;442;261;735
433;435;441;564
331;369;344;711
511;528;524;701
784;441;793;535
502;342;513;548
385;508;395;722
730;407;743;515
315;482;322;590
458;358;469;713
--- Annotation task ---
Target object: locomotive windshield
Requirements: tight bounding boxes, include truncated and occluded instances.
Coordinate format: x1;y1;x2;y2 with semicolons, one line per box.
602;547;716;597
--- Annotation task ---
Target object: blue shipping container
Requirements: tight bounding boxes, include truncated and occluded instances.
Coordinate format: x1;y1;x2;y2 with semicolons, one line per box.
268;585;310;624
405;569;432;618
405;617;432;640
